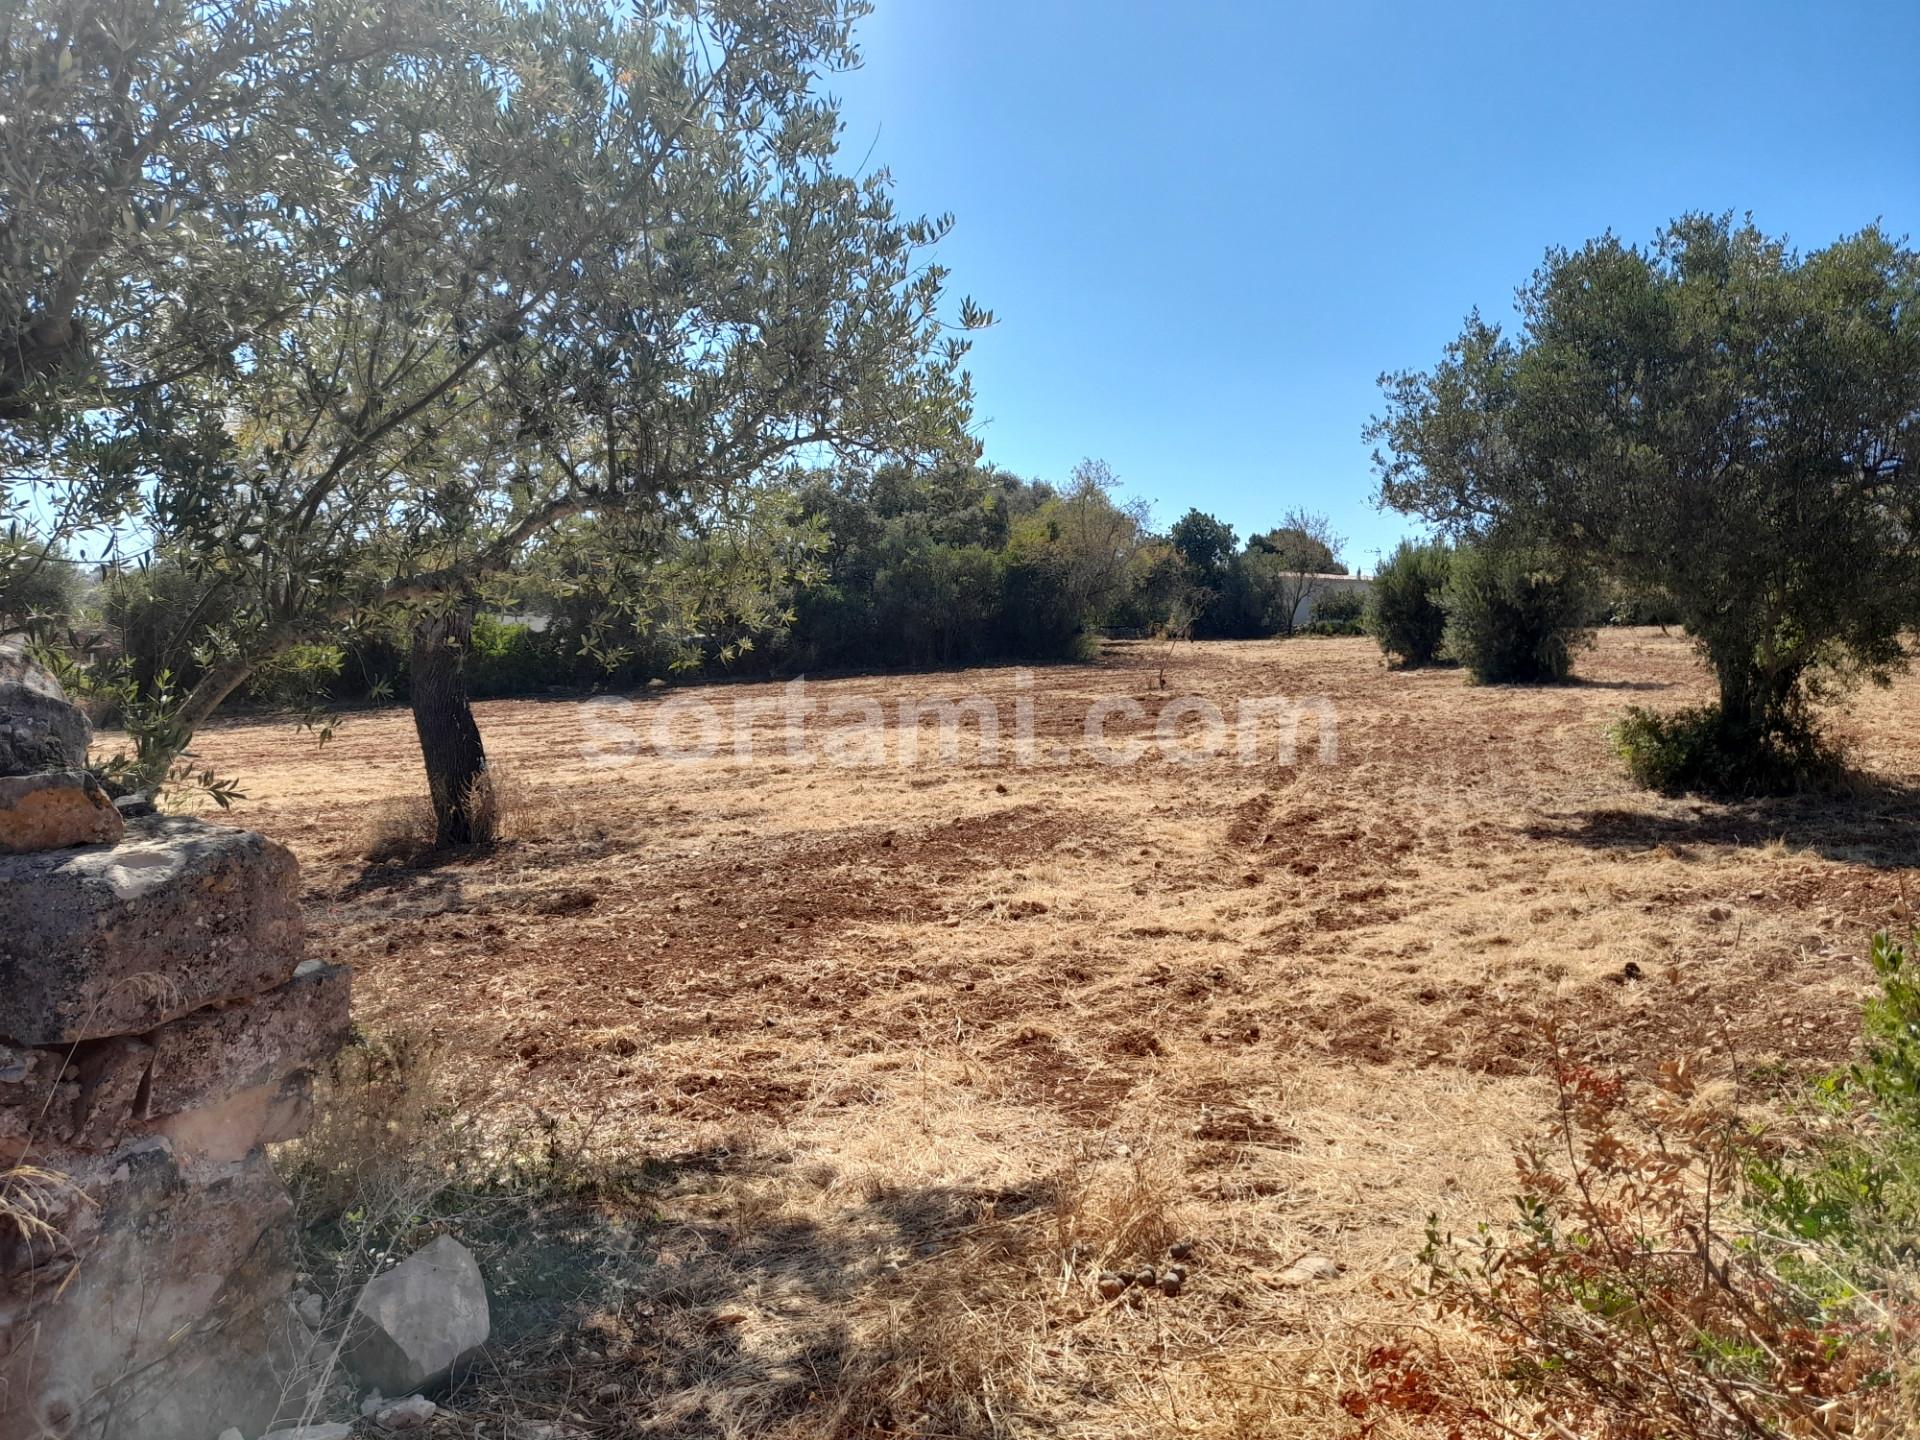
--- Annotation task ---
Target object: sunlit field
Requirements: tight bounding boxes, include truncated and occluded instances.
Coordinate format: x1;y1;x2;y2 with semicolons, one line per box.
185;629;1920;1437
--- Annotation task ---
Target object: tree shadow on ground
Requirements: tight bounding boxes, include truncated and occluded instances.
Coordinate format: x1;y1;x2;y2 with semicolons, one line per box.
448;1145;1061;1438
1521;775;1920;868
339;843;489;900
1565;676;1676;692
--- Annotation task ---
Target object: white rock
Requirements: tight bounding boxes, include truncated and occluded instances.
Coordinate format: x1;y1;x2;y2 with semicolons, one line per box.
217;1429;245;1440
372;1395;438;1430
1276;1253;1345;1286
297;1291;326;1329
345;1234;489;1395
360;1390;386;1418
513;1424;588;1440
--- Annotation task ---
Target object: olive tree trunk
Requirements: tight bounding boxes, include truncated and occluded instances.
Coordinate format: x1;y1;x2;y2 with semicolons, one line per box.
409;601;492;847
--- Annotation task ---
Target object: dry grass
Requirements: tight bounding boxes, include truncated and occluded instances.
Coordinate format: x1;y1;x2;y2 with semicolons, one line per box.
357;760;591;860
179;630;1920;1436
0;1165;81;1263
356;791;439;863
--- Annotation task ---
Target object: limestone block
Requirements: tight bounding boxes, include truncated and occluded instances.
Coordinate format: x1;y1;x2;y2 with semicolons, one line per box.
154;1071;314;1165
0;638;91;775
0;1034;149;1157
0;1141;297;1438
345;1236;490;1396
0;816;303;1044
0;771;124;853
144;961;351;1118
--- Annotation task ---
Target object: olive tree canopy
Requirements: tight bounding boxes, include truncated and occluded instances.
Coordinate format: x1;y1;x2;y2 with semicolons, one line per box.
1369;214;1920;759
2;0;990;839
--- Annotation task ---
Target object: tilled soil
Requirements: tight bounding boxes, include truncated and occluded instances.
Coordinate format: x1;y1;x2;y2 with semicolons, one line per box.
188;630;1920;1437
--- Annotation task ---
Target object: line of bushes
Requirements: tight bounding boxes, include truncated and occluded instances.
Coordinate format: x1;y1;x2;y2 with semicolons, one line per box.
1364;537;1592;683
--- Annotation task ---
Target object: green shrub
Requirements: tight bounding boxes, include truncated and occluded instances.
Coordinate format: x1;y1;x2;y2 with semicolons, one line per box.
1303;588;1365;636
1747;930;1920;1273
1365;539;1451;666
465;615;573;698
1611;701;1846;796
1588;580;1684;628
1441;544;1590;683
996;554;1092;661
785;583;879;668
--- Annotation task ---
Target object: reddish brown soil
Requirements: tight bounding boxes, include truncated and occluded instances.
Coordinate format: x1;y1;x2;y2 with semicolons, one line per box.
185;631;1920;1437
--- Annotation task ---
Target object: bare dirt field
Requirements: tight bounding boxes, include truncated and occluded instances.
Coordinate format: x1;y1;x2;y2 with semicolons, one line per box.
188;630;1920;1437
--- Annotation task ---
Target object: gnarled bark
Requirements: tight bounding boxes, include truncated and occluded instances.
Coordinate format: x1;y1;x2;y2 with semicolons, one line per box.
409;600;490;847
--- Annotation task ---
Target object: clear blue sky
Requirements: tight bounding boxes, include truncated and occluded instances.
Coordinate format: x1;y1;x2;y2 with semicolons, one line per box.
829;0;1920;573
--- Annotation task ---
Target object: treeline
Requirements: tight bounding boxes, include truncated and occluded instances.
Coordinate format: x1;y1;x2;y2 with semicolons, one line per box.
41;460;1369;709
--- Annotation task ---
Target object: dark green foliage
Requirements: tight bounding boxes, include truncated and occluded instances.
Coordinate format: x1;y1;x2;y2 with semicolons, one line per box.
243;643;345;709
0;543;80;628
1371;215;1920;782
1304;588;1365;636
1610;702;1846;796
465;617;576;699
100;561;232;696
1168;510;1238;580
1441;545;1590;684
996;556;1093;661
1247;524;1344;575
1366;539;1451;666
777;463;1112;669
1588;580;1683;628
1168;510;1248;637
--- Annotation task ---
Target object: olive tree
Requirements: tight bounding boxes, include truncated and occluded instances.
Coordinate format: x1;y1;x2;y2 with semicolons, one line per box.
0;0;478;597
1368;214;1920;783
5;0;988;843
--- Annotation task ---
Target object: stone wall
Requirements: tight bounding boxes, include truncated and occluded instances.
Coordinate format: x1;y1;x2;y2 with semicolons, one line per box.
0;641;349;1439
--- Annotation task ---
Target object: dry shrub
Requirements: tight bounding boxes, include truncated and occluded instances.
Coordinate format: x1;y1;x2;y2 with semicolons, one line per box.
793;1141;1190;1437
469;762;606;847
278;1025;453;1223
1049;1134;1188;1274
266;1028;468;1427
0;1164;81;1274
358;764;589;857
356;791;437;863
353;765;526;859
1342;1041;1917;1439
431;1128;1200;1440
461;763;527;843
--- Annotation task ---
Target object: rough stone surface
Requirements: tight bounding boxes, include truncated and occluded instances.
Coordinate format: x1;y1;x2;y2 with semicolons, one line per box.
0;637;91;775
346;1236;490;1397
0;815;303;1044
0;807;350;1438
0;770;124;853
144;960;350;1117
0;1141;305;1438
1276;1253;1344;1286
297;1290;326;1330
0;964;345;1166
153;1070;315;1164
